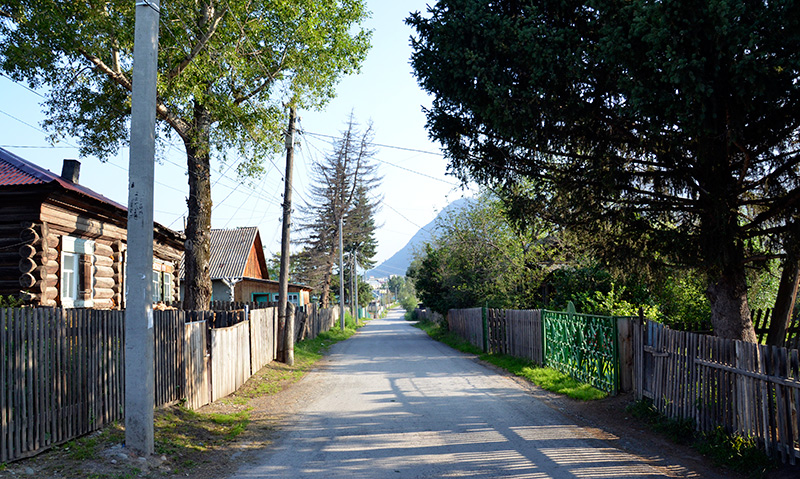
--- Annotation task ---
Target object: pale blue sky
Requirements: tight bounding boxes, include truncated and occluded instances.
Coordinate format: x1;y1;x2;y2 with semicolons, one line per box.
0;1;473;276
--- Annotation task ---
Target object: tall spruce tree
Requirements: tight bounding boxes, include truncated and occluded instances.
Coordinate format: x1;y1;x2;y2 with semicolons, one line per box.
297;116;380;307
408;0;800;341
0;0;371;309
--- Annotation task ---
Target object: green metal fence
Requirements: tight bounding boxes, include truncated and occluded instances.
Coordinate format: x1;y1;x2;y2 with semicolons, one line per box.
542;306;619;394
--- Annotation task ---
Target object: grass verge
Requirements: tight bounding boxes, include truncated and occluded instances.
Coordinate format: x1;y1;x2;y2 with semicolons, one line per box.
626;399;776;478
11;319;364;478
413;318;606;400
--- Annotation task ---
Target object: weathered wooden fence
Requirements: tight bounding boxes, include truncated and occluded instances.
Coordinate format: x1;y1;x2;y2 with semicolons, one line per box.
634;319;800;464
446;308;545;366
249;308;276;374
446;307;627;394
447;308;484;350
296;303;339;342
415;307;444;324
1;301;339;463
211;321;252;402
750;308;800;348
503;310;543;365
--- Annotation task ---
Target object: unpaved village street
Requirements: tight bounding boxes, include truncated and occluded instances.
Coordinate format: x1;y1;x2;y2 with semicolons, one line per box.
228;309;712;479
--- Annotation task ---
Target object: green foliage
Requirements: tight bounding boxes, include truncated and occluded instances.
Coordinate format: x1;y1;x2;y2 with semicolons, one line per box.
408;194;559;314
1;0;372;306
627;400;775;477
0;295;23;307
407;0;800;339
387;276;418;312
0;0;372;159
651;273;712;331
697;427;775;476
399;294;418;313
747;259;781;313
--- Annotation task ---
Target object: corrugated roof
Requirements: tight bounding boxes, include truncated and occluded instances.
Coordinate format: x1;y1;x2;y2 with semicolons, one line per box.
0;147;126;211
208;227;259;279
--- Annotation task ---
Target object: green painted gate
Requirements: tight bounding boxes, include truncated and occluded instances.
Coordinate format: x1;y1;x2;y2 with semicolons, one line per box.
542;305;619;394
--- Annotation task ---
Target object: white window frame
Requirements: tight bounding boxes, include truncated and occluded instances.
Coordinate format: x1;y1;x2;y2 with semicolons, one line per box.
61;236;95;308
163;272;173;303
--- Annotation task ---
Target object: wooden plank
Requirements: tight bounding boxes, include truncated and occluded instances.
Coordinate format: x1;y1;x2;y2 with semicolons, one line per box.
24;307;33;455
35;308;43;450
793;349;800;463
1;309;7;462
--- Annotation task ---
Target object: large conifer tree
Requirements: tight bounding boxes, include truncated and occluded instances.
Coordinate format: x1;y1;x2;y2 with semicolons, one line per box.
408;0;800;341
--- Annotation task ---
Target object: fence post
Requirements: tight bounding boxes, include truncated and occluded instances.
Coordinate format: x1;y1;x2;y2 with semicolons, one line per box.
482;304;488;353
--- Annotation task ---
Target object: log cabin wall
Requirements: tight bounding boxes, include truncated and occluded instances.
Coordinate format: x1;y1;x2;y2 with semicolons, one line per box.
0;191;50;302
0;191;183;308
43;194;127;309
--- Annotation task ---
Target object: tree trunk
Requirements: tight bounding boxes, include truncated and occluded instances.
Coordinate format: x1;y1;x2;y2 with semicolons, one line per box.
183;100;213;311
706;267;757;342
319;259;335;309
767;252;800;347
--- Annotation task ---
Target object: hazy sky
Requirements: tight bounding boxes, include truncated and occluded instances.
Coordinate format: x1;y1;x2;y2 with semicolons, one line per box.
0;1;473;276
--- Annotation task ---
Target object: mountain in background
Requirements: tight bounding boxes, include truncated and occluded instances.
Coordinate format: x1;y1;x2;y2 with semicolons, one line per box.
367;198;469;278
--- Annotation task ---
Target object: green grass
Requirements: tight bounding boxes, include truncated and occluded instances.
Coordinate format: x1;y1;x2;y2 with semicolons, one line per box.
228;319;360;401
413;319;606;400
153;405;251;455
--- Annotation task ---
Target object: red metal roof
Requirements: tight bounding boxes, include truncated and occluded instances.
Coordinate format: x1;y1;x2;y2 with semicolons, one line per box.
0;146;126;211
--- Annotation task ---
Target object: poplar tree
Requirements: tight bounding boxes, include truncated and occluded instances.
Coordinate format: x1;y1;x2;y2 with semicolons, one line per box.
0;0;371;309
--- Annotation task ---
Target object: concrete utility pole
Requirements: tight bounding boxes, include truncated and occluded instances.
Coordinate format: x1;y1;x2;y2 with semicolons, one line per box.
339;217;345;331
352;249;358;324
125;0;160;456
279;107;296;366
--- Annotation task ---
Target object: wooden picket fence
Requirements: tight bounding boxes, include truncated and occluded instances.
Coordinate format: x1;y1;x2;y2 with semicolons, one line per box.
296;303;339;342
750;308;800;348
634;319;800;464
446;308;544;365
447;308;484;350
0;302;339;463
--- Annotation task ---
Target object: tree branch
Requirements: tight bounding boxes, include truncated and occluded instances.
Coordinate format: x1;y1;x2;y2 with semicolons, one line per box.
166;7;228;80
78;49;191;139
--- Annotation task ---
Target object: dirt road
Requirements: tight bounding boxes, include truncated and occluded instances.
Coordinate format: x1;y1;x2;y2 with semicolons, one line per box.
228;308;715;478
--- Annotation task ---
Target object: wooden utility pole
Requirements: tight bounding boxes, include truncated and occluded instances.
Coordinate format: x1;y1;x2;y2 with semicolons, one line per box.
126;0;160;455
279;107;296;365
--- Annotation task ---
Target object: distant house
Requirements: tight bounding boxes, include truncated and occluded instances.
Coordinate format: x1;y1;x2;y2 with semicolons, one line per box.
0;147;184;308
180;226;312;306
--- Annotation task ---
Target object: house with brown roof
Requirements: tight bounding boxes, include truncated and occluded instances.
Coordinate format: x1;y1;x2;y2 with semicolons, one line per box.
0;147;184;308
181;226;312;306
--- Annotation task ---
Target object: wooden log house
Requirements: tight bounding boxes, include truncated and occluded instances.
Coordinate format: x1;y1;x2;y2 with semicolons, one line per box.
0;147;184;308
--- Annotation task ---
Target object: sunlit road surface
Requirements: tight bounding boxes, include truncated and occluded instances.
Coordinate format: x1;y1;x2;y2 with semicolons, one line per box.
229;308;678;479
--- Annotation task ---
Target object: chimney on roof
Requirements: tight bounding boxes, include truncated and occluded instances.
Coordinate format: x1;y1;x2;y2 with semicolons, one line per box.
61;159;80;183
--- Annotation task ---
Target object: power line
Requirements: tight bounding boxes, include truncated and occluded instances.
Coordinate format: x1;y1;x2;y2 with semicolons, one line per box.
301;130;460;187
302;130;443;157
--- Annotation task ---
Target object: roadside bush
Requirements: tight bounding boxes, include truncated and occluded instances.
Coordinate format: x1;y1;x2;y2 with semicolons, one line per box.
626;400;775;477
0;295;24;307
